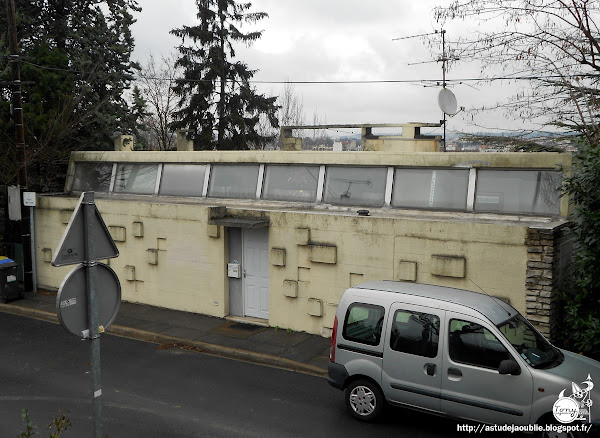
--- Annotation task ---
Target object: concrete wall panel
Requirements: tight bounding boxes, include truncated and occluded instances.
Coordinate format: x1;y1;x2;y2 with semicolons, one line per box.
35;191;557;337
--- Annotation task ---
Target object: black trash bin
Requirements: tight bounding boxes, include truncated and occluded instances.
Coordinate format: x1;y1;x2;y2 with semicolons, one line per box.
0;257;20;303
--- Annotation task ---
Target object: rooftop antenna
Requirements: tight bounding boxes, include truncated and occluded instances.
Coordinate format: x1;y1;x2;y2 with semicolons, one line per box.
394;29;463;151
436;30;463;152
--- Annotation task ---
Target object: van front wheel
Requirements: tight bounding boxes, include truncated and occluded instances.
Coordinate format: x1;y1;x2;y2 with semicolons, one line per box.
345;379;384;422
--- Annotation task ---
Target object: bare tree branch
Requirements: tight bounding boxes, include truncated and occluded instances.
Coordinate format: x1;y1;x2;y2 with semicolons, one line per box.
435;0;600;139
137;53;178;150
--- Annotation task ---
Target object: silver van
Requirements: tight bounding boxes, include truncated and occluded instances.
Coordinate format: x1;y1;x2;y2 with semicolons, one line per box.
328;281;600;435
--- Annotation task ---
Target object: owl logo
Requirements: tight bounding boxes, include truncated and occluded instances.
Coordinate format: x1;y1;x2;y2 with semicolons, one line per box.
553;375;593;423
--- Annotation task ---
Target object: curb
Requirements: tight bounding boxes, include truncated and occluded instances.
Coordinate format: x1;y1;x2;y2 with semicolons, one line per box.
0;302;59;324
0;303;328;378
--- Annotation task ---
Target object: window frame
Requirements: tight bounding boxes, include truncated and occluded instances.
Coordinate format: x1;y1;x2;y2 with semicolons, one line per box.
342;302;385;346
207;164;261;199
389;308;440;358
71;161;115;193
473;168;562;216
112;163;160;195
158;163;208;197
322;165;388;207
261;164;321;203
391;167;471;211
448;318;512;370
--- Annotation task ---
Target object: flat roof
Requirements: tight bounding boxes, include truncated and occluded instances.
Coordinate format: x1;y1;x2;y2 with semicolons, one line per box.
67;150;572;169
354;280;519;325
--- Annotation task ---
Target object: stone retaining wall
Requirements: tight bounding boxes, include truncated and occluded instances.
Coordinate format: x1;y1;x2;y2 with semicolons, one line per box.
526;225;571;340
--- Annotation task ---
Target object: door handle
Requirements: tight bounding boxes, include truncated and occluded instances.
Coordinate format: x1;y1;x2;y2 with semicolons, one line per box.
425;363;436;376
243;269;247;278
447;367;463;380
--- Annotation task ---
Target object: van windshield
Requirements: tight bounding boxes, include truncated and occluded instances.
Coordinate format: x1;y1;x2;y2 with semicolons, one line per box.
497;315;563;369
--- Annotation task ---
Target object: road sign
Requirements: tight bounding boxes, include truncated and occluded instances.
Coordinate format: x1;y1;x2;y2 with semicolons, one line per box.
51;191;119;438
56;263;121;338
52;192;119;266
23;191;36;207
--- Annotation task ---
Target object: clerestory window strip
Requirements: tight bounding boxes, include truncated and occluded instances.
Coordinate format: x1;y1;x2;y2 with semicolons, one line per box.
71;161;563;216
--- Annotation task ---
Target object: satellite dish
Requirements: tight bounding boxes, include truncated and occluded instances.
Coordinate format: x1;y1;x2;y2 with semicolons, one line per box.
438;87;458;115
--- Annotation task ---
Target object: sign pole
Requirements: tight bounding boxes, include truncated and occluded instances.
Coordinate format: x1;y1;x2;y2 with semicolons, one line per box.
83;192;102;438
52;191;120;437
23;192;37;294
29;205;36;294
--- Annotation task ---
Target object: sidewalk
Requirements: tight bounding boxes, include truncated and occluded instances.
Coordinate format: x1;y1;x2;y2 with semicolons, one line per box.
0;291;330;377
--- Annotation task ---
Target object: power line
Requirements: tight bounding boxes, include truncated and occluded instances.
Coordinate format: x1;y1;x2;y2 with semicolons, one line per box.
9;58;600;86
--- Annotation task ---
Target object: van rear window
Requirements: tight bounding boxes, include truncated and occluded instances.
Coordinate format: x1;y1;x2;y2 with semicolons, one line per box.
343;303;385;346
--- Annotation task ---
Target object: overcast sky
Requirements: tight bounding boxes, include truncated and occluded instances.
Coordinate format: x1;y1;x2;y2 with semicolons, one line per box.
130;0;532;137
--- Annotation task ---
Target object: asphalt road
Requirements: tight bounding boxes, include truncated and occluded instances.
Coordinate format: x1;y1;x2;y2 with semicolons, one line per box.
2;312;490;438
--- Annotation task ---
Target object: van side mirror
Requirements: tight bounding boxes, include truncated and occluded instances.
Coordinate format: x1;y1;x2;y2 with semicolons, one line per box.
498;359;521;375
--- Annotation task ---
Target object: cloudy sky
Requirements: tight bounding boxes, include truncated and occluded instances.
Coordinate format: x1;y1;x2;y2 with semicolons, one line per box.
130;0;529;137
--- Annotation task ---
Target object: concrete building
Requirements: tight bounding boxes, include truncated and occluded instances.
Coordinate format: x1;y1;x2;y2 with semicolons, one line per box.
33;123;572;339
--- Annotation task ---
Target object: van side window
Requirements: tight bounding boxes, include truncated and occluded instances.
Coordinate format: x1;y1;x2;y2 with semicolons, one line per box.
343;303;385;346
389;310;440;358
449;319;510;369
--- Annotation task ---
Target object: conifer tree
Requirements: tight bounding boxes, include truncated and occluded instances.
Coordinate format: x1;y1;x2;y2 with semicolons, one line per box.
0;0;141;190
126;85;151;149
171;0;279;150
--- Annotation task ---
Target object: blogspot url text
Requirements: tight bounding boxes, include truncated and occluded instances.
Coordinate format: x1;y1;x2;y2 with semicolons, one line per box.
457;423;594;434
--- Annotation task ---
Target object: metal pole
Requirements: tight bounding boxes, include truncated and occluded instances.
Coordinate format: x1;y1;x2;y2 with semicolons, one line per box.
441;30;446;88
5;0;27;187
6;0;33;294
29;206;36;294
443;114;447;152
83;192;102;438
441;29;447;152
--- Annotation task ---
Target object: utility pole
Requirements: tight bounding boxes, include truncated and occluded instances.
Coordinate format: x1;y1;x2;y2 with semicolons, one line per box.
6;0;33;294
6;0;28;187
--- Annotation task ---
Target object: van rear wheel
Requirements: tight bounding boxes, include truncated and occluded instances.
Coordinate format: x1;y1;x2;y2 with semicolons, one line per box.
345;379;384;422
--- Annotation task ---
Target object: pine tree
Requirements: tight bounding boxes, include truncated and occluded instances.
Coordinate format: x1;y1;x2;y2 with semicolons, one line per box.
171;0;279;150
0;0;141;190
127;85;151;149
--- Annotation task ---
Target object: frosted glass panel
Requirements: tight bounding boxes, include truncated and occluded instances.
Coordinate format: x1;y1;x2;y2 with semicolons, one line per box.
475;170;562;215
72;162;113;192
208;164;259;199
159;164;206;196
113;163;158;195
323;166;387;207
392;168;469;210
263;165;320;202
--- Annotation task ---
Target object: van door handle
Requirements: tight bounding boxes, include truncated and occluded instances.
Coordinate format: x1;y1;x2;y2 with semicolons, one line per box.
448;367;462;380
425;363;436;376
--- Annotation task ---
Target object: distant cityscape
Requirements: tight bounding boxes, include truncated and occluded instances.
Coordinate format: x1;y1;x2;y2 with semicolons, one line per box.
445;133;578;153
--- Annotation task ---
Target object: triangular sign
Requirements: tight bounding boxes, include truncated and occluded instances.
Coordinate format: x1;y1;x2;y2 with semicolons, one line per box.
51;192;119;267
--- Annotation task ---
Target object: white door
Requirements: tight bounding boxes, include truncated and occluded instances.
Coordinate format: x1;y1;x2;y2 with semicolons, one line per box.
243;228;269;319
